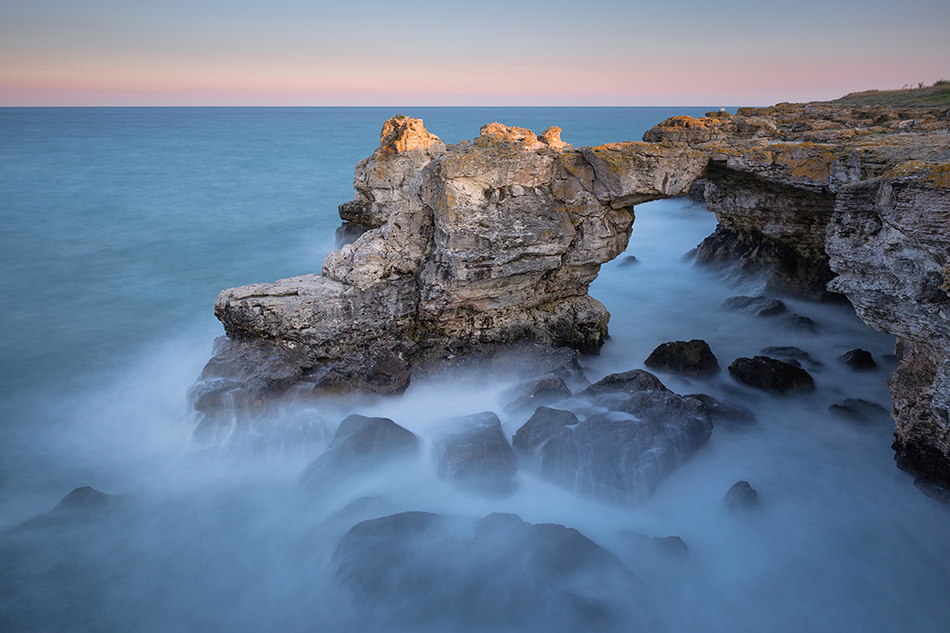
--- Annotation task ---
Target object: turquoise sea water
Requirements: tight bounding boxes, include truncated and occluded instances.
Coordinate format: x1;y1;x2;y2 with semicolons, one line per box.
1;107;948;632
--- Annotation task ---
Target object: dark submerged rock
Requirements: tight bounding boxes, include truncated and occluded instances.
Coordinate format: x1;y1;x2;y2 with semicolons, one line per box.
332;511;650;630
433;412;517;489
499;373;572;414
728;356;815;394
838;348;877;371
760;346;811;361
617;255;639;267
686;393;757;425
15;487;124;531
828;398;889;422
512;406;580;454
515;392;712;502
620;531;689;560
724;480;759;509
577;369;671;399
913;478;950;504
784;313;820;333
720;295;787;317
644;339;720;378
299;414;418;490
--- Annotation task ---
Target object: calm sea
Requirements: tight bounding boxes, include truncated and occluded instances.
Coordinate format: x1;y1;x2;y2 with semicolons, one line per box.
1;107;948;633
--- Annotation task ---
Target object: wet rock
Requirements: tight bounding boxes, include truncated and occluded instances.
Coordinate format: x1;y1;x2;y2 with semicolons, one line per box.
644;339;720;378
721;295;787;316
784;313;820;333
913;478;950;504
724;480;759;509
828;398;889;422
760;346;811;361
499;373;572;414
514;391;712;502
433;412;517;490
838;348;877;371
332;511;649;630
512;406;579;454
728;356;816;394
618;255;639;267
577;369;671;399
299;414;419;490
15;487;124;530
686;393;757;425
620;531;689;560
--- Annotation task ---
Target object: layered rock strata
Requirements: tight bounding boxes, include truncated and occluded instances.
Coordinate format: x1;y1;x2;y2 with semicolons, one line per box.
200;117;705;404
647;104;950;487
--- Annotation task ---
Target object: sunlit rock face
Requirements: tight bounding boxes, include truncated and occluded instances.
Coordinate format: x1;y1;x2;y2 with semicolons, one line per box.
647;104;950;486
199;117;707;404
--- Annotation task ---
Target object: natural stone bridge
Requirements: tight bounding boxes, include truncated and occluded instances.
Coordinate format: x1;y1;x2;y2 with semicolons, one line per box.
196;106;950;491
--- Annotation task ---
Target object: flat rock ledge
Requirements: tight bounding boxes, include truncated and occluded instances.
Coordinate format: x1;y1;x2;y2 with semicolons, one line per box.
195;117;707;408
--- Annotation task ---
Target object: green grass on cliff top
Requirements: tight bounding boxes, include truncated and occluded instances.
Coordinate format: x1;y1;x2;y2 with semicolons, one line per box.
827;80;950;107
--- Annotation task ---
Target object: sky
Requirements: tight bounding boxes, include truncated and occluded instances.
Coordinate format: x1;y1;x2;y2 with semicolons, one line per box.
1;0;948;107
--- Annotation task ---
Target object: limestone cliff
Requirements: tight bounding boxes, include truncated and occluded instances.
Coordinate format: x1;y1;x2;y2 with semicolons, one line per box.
198;119;706;416
647;103;950;489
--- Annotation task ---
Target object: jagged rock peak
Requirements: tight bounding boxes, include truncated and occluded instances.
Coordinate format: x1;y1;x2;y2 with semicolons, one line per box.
475;122;571;150
378;115;444;155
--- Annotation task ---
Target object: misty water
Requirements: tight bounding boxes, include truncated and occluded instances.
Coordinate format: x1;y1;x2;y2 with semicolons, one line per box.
1;108;948;632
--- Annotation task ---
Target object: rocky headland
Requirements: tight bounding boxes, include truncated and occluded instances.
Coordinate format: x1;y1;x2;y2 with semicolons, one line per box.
194;103;950;491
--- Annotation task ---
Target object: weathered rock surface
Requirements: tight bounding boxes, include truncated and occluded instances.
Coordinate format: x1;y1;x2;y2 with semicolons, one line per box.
299;414;418;491
728;356;816;394
514;371;713;502
644;339;720;378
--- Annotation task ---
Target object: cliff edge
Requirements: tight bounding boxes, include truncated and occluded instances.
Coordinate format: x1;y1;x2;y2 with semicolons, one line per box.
646;103;950;488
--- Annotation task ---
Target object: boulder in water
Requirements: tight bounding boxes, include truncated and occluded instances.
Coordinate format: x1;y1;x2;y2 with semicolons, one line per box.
721;295;787;316
783;313;820;333
433;412;517;492
644;339;720;378
499;373;572;414
299;414;419;490
728;356;815;394
577;369;671;399
686;393;757;425
838;348;877;371
332;511;651;630
15;487;124;531
515;391;712;502
724;480;759;510
828;398;889;422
